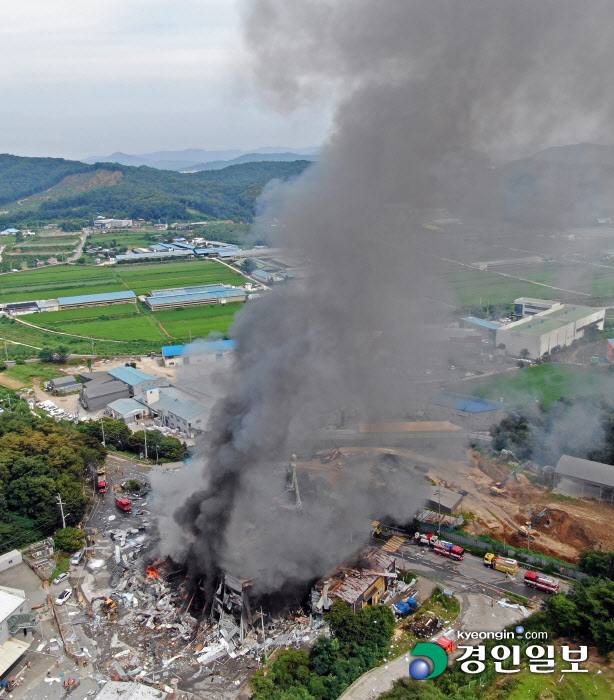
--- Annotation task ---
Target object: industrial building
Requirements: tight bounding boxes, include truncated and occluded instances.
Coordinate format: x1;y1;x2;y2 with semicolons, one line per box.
495;303;605;359
138;386;209;437
80;376;130;411
106;397;148;424
144;284;246;310
311;549;396;613
554;454;614;503
48;375;80;395
107;366;169;396
513;297;559;318
459;317;501;342
425;485;464;514
0;587;31;677
161;340;236;367
430;392;508;431
57;290;137;309
93;218;133;228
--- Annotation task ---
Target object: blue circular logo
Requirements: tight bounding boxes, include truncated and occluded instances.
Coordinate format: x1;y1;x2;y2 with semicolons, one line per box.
409;659;431;680
515;625;525;635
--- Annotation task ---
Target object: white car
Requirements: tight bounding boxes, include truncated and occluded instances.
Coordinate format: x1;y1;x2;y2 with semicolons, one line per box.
52;572;70;585
70;551;83;566
55;588;72;606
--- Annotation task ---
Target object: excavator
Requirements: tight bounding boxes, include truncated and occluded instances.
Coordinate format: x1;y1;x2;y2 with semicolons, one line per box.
489;470;519;497
518;507;551;538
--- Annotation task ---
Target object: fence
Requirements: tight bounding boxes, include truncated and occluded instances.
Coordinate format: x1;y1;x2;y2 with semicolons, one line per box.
419;524;588;580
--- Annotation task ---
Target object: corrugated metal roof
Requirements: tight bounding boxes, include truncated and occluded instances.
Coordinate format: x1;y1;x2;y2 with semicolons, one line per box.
0;590;25;621
50;375;78;387
57;291;136;305
434;391;507;413
162;340;236;357
147;392;205;421
116;250;193;261
0;637;30;677
82;380;129;399
150;284;227;297
146;288;245;307
555;454;614;488
462;317;501;330
107;398;147;415
108;366;158;386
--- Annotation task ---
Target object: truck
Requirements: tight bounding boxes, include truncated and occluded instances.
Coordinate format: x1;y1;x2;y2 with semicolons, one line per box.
414;532;439;547
524;570;560;593
483;553;519;575
317;448;342;464
434;541;465;561
436;636;459;654
96;479;107;494
114;495;132;512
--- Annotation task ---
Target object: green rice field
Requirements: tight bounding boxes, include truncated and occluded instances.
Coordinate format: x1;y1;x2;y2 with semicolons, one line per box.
0;259;245;303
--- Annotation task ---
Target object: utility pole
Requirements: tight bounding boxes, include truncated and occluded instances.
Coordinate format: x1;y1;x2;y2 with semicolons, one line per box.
90;335;94;357
56;493;67;529
4;341;7;361
100;418;106;446
189;330;192;343
143;428;148;460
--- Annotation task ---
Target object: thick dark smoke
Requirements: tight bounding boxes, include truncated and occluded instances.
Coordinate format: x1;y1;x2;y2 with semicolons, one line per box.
154;1;614;597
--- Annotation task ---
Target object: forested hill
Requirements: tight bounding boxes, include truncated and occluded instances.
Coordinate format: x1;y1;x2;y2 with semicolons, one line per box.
0;154;311;224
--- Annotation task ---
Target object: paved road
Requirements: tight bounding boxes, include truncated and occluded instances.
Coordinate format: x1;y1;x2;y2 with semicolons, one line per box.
392;541;564;600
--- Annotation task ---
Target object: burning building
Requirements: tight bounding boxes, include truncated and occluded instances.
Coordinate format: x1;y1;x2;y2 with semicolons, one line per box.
311;549;396;614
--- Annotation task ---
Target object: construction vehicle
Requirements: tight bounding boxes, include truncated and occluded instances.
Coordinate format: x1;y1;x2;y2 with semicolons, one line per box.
114;495;132;512
434;541;465;561
372;521;383;537
490;470;519;497
393;597;420;616
97;467;106;477
414;532;439;547
524;570;560;593
317;448;342;464
518;507;551;538
483;553;519;575
436;636;459;654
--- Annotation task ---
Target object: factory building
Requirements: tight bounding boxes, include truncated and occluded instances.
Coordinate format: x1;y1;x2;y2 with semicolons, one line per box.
311;549;396;613
161;340;236;367
430;392;508;431
144;284;246;310
93;218;133;228
554;454;614;503
57;290;137;310
0;587;31;677
459;317;500;342
80;376;130;411
512;297;559;319
425;485;464;515
48;375;80;395
496;303;605;359
106;398;148;424
107;366;169;396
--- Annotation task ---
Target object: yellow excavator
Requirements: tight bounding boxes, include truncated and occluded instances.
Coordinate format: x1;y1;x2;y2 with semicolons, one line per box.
518;507;551;538
489;470;519;497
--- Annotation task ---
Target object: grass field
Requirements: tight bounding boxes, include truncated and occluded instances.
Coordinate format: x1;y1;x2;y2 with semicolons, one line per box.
59;316;167;341
32;303;138;325
0;259;245;303
160;314;236;338
473;364;614;407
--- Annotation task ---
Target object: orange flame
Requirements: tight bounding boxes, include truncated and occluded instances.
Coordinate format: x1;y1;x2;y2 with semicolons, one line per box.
145;564;160;579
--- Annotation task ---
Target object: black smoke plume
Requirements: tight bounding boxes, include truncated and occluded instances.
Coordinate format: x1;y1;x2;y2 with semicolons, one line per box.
155;0;614;597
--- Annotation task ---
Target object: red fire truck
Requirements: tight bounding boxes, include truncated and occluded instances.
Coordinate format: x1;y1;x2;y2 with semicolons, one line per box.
524;570;560;593
433;540;465;561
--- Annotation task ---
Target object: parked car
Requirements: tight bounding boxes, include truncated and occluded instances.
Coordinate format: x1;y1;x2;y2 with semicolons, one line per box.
52;572;70;585
55;588;72;606
70;550;84;566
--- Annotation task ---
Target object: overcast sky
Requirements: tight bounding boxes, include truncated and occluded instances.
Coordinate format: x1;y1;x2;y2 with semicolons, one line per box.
0;0;331;160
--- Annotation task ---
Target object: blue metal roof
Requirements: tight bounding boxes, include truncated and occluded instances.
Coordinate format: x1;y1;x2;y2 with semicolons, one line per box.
147;288;245;307
58;290;136;305
107;398;147;415
162;340;236;357
108;366;159;386
252;270;276;281
150;284;228;297
462;317;501;331
116;250;193;261
434;391;508;413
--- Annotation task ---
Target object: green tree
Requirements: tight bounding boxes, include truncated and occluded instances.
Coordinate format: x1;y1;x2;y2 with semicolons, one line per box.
54;527;85;552
241;258;257;274
380;678;448;700
39;347;54;363
56;346;69;363
579;550;614;578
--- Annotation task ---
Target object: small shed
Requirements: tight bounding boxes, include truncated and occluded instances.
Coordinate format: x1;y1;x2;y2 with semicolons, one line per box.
0;550;22;573
49;375;80;395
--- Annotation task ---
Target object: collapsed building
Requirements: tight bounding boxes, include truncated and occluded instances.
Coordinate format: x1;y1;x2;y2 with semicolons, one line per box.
311;548;397;614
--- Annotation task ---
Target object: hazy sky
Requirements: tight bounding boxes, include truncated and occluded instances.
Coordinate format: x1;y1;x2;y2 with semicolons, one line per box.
0;0;331;160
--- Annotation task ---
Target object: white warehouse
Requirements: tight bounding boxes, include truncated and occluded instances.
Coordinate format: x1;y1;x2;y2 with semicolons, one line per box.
496;303;605;359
